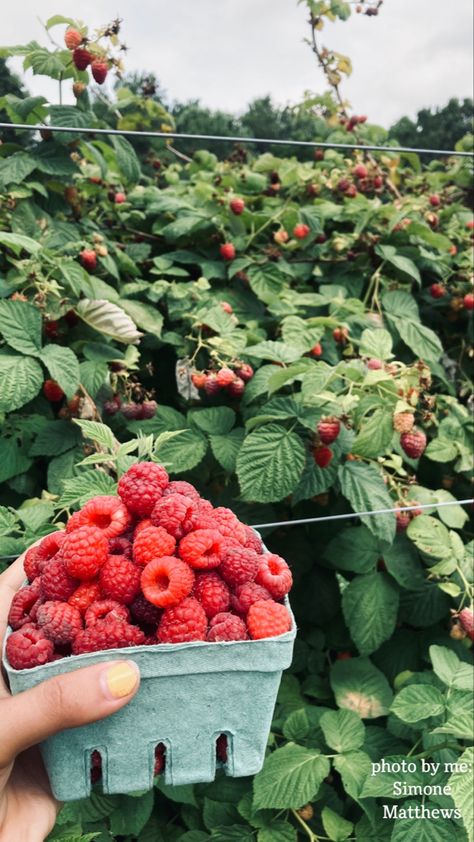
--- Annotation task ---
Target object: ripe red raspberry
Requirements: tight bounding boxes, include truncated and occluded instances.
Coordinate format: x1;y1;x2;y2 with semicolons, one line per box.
458;608;474;640
63;526;109;580
118;462;169;517
163;481;200;500
133;525;177;566
141;556;195;607
154;744;166;776
130;594;162;628
79;248;97;271
216;734;228;763
8;579;42;630
91;749;102;784
242;526;263;554
67;496;131;539
429;194;441;207
255;554;293;599
220;301;233;314
293;223;310;239
310;343;322;358
234;363;254;382
99;556;141;604
178;529;225;570
208;613;248;641
247;600;292;640
157;597;208;643
230;581;272;615
43;379;65;402
34;532;66;574
400;429;427;459
114;191;126;204
395;509;411;533
213;508;247;544
194;572;230;618
41;557;79;601
317;417;341;444
333;326;349;344
204;373;220;395
353;163;368;179
72;47;92;70
37;601;83;644
430;283;446;299
6;625;54;670
72;621;145;654
134;518;152;537
191;372;207;390
312;445;333;468
227;377;245;398
91;58;108;84
220;243;236;261
464;293;474;311
220;547;259;588
64;27;83;50
367;358;383;370
108;536;133;558
151;494;209;540
230;197;245;215
216;367;235;387
68;581;102;614
85;599;130;627
23;546;42;582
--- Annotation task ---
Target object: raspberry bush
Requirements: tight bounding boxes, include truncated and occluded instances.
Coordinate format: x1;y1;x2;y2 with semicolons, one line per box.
0;8;473;842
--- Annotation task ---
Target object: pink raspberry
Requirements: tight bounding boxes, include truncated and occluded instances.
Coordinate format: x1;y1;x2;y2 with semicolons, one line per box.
37;601;83;644
27;532;65;578
130;594;162;628
212;508;247;544
72;621;145;654
40;557;78;601
230;581;272;615
8;579;42;630
151;494;210;540
208;613;248;641
242;526;263;554
178;529;225;570
132;525;176;566
108;536;133;558
99;556;141;604
194;572;230;618
117;462;169;517
163;481;200;500
63;526;109;580
157;597;208;643
66;496;131;538
255;553;293;599
220;547;259;588
85;599;130;627
6;624;54;669
68;581;102;614
247;600;292;639
140;556;195;608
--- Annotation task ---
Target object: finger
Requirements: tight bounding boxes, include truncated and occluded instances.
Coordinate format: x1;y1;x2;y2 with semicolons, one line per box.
0;660;140;765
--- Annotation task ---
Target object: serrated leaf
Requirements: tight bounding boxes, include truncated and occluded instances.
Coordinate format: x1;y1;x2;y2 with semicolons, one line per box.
154;428;207;472
351;409;393;458
29;420;80;456
76;299;142;344
391;684;445;722
342;573;399;655
449;747;473;842
406;515;451;558
321;807;353;841
209;429;245;472
330;657;393;718
0;299;42;356
246;341;302;364
73;420;118;452
237;424;305;503
58;470;117;508
0;506;18;535
189;407;236;435
429;645;474;691
112;135;142;185
0;152;36;189
0;230;41;255
0;354;43;411
425;438;458;462
258;821;296;842
119;299;163;337
253;743;330;809
338;462;396;545
391;810;460;842
359;328;393;360
247;263;285;303
40;345;80;399
320;709;365;753
78;360;109;397
324;526;379;574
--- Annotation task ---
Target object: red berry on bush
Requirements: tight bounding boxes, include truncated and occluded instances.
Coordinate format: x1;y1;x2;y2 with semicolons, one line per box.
43;379;65;402
91;58;109;85
293;223;310;239
64;28;83;50
353;163;368;179
104;395;122;416
333;326;348;344
317;417;340;444
79;249;97;271
312;445;333;468
463;293;474;311
367;358;383;370
337;179;351;193
114;191;126;204
230;197;245;215
204;373;220;395
336;651;352;660
429;194;441;207
192;372;207;390
310;343;322;357
400;429;427;459
373;175;384;189
430;283;446;298
458;607;474;640
121;402;142;419
220;301;233;314
141;400;158;419
216;367;235;387
234;363;253;382
395;509;411;532
227;377;245;397
274;229;289;244
345;184;357;198
220;243;235;261
72;47;92;70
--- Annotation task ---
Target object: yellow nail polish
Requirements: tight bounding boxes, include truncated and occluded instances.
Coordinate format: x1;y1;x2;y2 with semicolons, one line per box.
103;661;140;699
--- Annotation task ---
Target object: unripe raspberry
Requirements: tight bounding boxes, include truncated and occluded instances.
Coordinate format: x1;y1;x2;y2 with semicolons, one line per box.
274;229;289;244
395;509;411;533
220;243;235;261
79;249;97;271
400;429;427;459
317;417;340;445
430;283;446;298
73;81;86;98
373;175;384;189
227;377;245;397
345;184;357;198
367;358;383;370
393;412;415;433
463;293;474;311
312;445;333;468
191;372;207;389
230;197;245;215
293;223;310;239
64;28;83;50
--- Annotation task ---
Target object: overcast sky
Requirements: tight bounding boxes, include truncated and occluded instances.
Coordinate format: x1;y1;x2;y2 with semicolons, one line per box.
2;0;473;127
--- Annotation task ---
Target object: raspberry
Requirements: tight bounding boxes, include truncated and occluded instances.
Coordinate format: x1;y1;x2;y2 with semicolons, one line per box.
192;372;207;390
216;734;228;763
220;243;235;261
208;613;248;642
430;283;446;299
37;601;83;644
312;445;333;468
68;581;102;614
216;368;235;387
400;429;427;459
151;494;210;540
6;625;54;670
163;481;200;500
91;58;108;84
227;377;245;398
118;462;169;517
108;536;133;558
220;547;259;588
23;546;41;582
41;557;79;601
67;496;131;539
99;556;141;604
43;379;64;402
141;556;195;608
63;526;109;580
393;412;415;433
178;529;225;570
247;600;292;639
234;363;254;382
64;27;83;50
133;525;176;566
34;532;66;574
8;579;42;630
230;582;272;615
157;597;208;643
317;417;341;445
72;621;145;654
458;608;474;641
134;518;153;537
154;744;166;776
230;197;245;215
242;526;263;554
85;599;130;627
194;572;230;618
293;223;310;239
255;554;293;599
72;47;92;70
213;508;247;544
91;750;102;784
130;594;162;628
395;509;411;533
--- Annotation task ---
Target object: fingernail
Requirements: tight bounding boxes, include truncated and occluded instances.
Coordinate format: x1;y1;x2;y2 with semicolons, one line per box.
101;661;140;700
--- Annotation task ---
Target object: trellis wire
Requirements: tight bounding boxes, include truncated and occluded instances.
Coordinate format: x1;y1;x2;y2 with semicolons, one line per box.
0;498;472;560
0;122;473;157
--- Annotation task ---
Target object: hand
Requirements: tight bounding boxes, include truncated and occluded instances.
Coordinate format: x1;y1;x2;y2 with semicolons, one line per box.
0;551;141;842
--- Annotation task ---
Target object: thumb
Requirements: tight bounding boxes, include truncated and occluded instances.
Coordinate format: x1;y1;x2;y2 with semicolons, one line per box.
0;660;140;765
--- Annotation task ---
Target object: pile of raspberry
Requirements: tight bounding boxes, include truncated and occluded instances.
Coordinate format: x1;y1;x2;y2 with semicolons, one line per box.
6;463;293;670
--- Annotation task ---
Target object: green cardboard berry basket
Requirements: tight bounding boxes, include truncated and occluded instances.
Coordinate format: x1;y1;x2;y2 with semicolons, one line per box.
2;599;296;801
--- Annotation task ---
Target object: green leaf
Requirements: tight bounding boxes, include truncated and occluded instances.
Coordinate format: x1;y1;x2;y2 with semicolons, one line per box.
391;810;460;842
432;490;469;528
76;299;142;344
359;328;393;360
383;291;442;361
342;573;399;655
189;407;236;435
40;345;80;399
406;515;451;558
109;791;154;837
258;822;297;842
73;420;118;452
391;684;445;722
429;645;474;691
425;438;458;462
321;807;353;842
383;537;426;590
0;506;18;536
78;360;109;397
292;455;339;504
330;657;393;718
338;462;396;545
0;230;41;255
58;470;117;508
112;135;142;185
0;300;42;356
449;747;473;842
236;424;306;503
118;299;163;337
324;526;379;574
203;799;240;830
351;409;394;458
18;501;55;532
253;743;330;810
246;341;302;364
247;263;285;303
320;709;365;753
155;429;207;472
210;827;254;842
0;152;36;189
29;420;80;456
210;429;245;472
0;354;43;411
332;751;373;816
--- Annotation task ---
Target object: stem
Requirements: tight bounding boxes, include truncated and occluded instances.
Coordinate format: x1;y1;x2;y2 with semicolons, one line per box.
413;742;461;759
291;809;319;841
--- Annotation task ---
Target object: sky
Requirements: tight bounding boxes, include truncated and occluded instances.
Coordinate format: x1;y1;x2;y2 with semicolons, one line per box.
2;0;473;128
